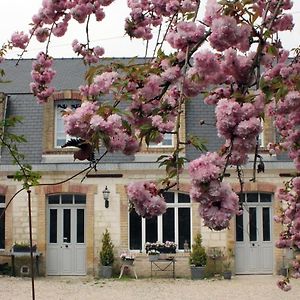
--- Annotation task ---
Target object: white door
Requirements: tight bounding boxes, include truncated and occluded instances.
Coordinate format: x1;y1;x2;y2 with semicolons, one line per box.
235;193;273;274
46;194;86;275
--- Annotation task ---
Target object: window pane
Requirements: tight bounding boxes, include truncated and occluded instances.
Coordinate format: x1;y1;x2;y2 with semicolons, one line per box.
163;208;174;243
263;207;271;241
77;209;85;243
178;208;190;250
62;194;73;204
178;193;190;203
49;209;57;243
163;192;174;203
0;208;5;249
247;193;258;203
236;213;243;242
63;209;71;243
75;195;86;204
48;195;60;205
249;208;257;241
129;210;142;250
260;193;272;203
146;217;158;243
161;133;173;146
55;101;80;147
238;194;245;203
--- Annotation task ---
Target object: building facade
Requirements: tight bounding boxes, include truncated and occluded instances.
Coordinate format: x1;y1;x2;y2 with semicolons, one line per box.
0;58;292;277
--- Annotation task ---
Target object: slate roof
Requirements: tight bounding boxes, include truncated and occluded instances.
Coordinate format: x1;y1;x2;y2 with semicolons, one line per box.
0;58;289;166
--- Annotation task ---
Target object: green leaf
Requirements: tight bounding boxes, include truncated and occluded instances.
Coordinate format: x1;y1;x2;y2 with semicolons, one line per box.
188;135;207;152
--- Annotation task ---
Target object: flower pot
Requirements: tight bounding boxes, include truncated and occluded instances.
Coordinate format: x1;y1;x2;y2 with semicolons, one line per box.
191;266;206;280
101;265;113;278
223;270;232;280
149;254;160;261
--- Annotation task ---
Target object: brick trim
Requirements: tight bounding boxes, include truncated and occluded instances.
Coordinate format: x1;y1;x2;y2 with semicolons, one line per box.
35;182;97;275
42;90;84;154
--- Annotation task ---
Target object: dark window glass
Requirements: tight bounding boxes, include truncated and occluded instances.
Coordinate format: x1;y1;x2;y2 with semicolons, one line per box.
163;192;174;203
178;193;190;203
263;207;271;241
49;209;57;243
178;208;190;249
236;213;244;242
238;194;245;203
260;193;272;203
146;217;158;243
0;208;5;248
75;194;86;204
247;193;258;203
0;195;5;203
163;208;174;243
249;207;257;241
62;194;73;204
48;195;60;205
129;210;142;250
63;209;71;243
77;209;85;243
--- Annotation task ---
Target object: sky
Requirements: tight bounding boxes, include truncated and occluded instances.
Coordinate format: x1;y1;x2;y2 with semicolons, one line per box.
1;0;300;59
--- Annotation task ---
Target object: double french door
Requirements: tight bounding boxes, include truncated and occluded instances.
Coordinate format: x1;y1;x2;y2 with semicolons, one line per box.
235;193;273;274
46;194;86;275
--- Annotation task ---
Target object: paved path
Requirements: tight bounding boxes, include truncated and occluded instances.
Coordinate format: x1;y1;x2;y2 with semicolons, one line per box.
1;275;300;300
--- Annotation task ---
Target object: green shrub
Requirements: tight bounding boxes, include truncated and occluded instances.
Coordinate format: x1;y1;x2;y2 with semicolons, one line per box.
99;229;115;266
190;233;207;267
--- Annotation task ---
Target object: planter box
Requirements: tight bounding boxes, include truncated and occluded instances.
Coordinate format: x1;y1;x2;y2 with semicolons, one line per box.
122;259;135;266
12;245;37;253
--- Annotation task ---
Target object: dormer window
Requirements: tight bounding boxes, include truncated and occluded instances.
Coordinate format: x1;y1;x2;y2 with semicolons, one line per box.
55;101;80;148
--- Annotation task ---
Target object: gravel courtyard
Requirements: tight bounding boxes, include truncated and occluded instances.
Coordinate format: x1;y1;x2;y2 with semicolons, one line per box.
1;275;300;300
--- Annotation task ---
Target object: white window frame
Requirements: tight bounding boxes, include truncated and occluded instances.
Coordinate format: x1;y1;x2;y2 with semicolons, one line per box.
54;101;80;148
148;133;174;148
128;192;192;252
258;120;265;148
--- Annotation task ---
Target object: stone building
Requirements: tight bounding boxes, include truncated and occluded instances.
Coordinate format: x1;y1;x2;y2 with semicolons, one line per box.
0;58;292;277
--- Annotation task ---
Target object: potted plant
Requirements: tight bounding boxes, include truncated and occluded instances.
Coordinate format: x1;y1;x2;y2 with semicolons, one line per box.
99;229;115;278
190;233;207;280
120;252;135;266
222;248;234;280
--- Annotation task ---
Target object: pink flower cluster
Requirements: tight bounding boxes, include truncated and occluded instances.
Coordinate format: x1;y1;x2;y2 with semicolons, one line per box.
63;101;140;155
209;16;252;52
31;0;114;39
189;152;240;230
11;31;29;49
265;59;300;171
277;279;292;292
80;71;118;96
127;181;167;218
72;39;105;64
274;177;300;284
184;49;254;97
125;0;198;40
166;21;206;51
30;52;56;103
215;96;262;165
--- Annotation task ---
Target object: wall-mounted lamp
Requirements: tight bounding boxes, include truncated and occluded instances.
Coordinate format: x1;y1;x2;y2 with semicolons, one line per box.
102;186;110;208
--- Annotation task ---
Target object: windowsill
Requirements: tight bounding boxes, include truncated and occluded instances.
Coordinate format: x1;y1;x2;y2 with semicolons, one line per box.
41;153;78;163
